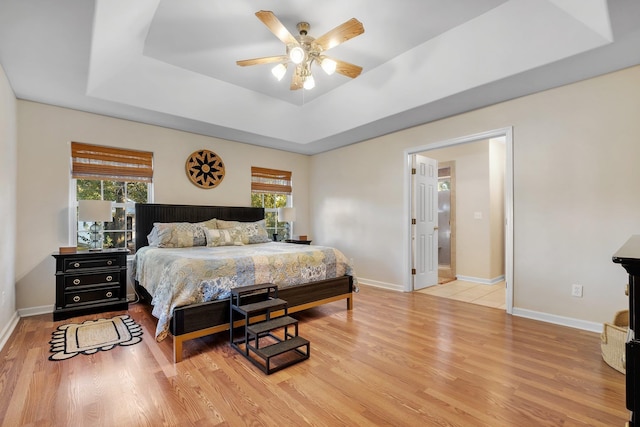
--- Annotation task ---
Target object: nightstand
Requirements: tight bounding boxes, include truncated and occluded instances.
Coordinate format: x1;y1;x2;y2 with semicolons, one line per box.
285;239;312;245
52;249;129;321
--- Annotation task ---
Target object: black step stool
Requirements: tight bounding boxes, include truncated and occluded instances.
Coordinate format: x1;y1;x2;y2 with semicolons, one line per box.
230;284;310;374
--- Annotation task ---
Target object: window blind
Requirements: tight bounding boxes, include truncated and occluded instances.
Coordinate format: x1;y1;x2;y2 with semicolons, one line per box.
251;167;292;194
71;142;153;183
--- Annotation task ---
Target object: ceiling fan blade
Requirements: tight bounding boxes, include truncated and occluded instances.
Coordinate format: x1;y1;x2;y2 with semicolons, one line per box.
255;10;299;46
329;57;363;79
236;55;289;67
290;66;303;90
314;18;364;51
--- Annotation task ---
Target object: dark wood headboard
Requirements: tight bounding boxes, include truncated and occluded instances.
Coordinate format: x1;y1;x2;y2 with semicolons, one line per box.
135;203;265;251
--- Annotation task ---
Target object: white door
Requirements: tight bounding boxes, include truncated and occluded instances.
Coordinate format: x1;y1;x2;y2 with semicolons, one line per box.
413;154;439;290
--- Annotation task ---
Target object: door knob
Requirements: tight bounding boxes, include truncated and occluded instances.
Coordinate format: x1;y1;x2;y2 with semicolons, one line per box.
434;226;439;230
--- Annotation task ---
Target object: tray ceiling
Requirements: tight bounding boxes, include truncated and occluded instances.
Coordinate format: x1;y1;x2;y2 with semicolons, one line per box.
1;0;639;154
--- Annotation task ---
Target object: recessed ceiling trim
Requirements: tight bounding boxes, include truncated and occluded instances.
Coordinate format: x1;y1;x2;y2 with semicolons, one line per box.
2;0;632;155
87;0;613;146
547;0;613;40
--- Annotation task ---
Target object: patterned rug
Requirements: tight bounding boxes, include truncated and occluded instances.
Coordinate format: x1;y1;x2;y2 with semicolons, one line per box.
49;314;143;361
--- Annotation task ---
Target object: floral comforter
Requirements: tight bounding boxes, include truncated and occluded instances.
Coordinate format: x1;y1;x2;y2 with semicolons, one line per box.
133;242;356;341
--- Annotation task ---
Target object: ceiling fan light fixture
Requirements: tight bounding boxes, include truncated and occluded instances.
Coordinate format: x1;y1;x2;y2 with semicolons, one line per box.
303;74;315;90
289;46;305;64
321;57;337;75
237;12;364;91
271;63;287;81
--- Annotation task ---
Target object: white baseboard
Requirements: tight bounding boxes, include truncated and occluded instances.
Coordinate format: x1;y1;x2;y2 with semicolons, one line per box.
0;311;20;353
456;275;505;285
18;304;53;317
512;307;603;333
357;278;402;291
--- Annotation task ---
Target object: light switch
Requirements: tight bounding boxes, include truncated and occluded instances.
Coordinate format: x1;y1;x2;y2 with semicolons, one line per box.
474;211;483;220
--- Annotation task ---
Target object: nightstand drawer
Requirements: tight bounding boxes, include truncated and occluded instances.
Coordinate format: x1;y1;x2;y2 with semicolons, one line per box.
64;271;119;288
64;256;119;272
65;286;121;306
53;249;129;320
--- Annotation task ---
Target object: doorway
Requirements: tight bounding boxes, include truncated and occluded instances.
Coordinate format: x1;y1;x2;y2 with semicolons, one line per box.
404;128;514;314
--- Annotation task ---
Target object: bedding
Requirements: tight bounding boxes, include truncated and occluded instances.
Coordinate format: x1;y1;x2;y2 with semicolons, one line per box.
134;241;357;341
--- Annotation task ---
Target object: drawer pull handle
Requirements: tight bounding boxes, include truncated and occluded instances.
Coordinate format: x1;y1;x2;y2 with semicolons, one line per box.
73;278;81;285
106;291;113;298
73;296;80;303
106;275;113;282
73;262;80;268
107;260;113;266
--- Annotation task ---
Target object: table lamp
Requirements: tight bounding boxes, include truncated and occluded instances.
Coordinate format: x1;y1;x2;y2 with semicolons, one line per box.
78;200;113;250
278;207;296;240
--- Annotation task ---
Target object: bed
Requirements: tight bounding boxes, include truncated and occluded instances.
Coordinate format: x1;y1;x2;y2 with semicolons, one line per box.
133;203;356;362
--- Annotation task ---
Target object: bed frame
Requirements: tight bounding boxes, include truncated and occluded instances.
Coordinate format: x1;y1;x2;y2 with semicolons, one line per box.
134;203;354;363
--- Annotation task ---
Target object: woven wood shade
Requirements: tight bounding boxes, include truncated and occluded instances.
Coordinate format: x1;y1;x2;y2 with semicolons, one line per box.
251;167;292;194
71;142;153;183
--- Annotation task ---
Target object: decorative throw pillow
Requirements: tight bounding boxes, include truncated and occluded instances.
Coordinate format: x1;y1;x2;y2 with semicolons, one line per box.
215;219;240;229
206;227;244;247
197;217;218;231
196;217;218;241
217;219;270;244
150;222;208;248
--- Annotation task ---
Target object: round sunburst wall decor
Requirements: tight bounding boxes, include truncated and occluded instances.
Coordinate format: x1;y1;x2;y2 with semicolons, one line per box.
185;149;225;189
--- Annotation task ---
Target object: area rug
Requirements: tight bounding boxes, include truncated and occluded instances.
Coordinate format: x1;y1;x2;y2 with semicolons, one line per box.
49;314;143;361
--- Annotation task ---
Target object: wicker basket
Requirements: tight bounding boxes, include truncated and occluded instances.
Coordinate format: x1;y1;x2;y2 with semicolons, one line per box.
601;310;628;374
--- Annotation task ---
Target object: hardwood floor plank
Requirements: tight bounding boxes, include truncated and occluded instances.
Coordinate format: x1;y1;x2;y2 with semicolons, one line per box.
2;347;37;426
0;285;628;426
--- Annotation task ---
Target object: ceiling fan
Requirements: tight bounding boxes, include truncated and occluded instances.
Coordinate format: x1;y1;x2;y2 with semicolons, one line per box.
236;10;365;90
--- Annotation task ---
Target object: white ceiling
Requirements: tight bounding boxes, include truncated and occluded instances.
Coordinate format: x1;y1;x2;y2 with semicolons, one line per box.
1;0;639;155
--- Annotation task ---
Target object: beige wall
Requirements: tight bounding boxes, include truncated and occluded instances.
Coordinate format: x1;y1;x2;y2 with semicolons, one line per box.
0;64;17;335
311;65;640;324
9;64;640;328
15;102;310;311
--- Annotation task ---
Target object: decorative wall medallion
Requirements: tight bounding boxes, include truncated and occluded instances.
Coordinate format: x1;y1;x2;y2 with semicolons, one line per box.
185;149;225;189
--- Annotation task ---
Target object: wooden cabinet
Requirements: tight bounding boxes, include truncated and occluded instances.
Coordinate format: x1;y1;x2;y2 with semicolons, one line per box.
612;235;640;426
52;249;129;321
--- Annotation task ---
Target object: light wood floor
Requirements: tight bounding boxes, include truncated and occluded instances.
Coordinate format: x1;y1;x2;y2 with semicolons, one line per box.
0;285;627;426
418;280;507;310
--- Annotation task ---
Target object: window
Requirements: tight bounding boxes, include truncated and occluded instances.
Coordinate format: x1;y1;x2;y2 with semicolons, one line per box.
71;142;153;252
250;167;292;239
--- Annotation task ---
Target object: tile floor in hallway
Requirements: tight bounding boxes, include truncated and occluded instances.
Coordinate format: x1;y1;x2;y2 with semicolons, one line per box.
417;279;506;310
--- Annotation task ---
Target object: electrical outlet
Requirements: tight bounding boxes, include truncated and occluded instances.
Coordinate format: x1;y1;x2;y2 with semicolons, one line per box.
571;284;583;298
